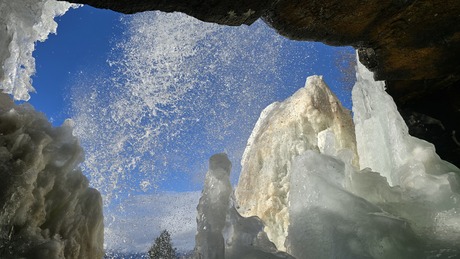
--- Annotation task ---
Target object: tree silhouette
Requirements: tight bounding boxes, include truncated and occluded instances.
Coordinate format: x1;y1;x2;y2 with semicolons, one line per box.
148;230;177;259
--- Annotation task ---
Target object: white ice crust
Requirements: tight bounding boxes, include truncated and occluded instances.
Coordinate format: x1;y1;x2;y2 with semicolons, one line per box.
0;0;76;100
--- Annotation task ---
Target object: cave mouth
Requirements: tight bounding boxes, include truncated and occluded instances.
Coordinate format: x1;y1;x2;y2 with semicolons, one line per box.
3;0;460;257
27;4;356;255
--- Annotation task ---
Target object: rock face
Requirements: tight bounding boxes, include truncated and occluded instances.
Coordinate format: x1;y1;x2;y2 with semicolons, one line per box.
63;0;270;25
0;94;104;259
65;0;460;168
235;76;358;250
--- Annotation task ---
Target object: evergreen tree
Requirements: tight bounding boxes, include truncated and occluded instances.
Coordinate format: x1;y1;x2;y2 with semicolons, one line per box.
148;230;177;259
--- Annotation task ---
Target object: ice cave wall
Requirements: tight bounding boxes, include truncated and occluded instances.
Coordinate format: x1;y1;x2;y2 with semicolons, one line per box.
0;94;104;258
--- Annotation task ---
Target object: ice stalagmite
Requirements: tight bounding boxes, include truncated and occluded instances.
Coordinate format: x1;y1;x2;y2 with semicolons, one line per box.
0;94;103;259
235;75;358;250
195;154;232;258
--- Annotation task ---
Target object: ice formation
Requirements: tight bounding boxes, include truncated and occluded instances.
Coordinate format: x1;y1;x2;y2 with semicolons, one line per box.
287;151;421;258
195;153;293;259
0;94;103;258
0;0;75;100
231;60;460;258
235;75;358;250
195;154;232;258
352;61;460;252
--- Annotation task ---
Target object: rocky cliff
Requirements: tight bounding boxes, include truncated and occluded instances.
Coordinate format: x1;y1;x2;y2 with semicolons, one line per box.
63;0;460;168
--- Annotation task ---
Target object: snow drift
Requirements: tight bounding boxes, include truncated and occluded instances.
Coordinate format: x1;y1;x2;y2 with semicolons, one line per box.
0;94;103;258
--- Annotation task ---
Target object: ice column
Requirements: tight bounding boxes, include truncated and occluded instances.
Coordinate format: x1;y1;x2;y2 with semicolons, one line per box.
195;153;232;259
352;60;460;249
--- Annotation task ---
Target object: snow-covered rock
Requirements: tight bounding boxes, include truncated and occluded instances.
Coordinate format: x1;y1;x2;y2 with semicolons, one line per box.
235;75;357;250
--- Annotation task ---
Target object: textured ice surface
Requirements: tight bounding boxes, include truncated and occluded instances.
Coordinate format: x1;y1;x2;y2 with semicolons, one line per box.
235;75;357;250
352;61;460;251
287;151;421;258
195;153;293;259
0;94;103;258
0;0;76;100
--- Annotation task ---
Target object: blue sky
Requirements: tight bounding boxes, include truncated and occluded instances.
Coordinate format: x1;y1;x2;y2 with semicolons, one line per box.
28;5;355;252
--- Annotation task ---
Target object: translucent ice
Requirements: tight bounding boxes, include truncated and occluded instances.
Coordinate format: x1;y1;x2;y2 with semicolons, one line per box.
287;151;421;258
195;154;233;258
195;153;293;259
352;61;460;250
